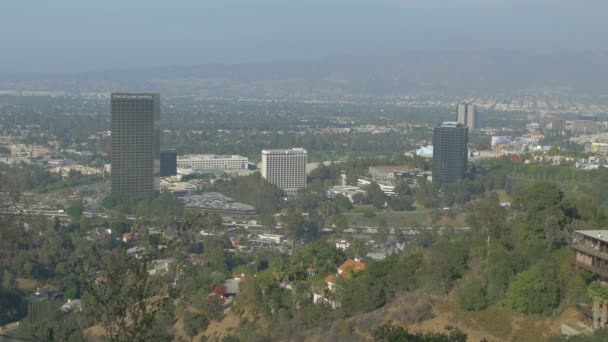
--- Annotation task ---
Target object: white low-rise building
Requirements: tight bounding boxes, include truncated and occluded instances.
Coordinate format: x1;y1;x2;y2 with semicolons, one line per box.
358;178;395;196
177;154;248;172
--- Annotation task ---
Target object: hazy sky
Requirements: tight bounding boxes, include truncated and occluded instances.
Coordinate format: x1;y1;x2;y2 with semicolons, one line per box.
1;0;606;74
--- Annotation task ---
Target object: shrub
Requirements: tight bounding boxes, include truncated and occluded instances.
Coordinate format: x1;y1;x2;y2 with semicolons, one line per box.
457;281;488;311
362;207;377;218
183;312;209;337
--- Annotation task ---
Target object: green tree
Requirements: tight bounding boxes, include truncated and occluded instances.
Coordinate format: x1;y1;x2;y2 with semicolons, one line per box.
0;288;26;325
373;226;388;248
109;217;131;238
331;214;349;233
457;281;488;311
66;200;84;219
573;193;598;221
415;178;440;208
351;239;368;258
361;207;377;218
511;182;570;249
352;192;366;205
394;180;412;197
79;216;92;231
259;211;276;228
365;182;386;209
81;250;168;342
236;276;264;317
283;210;307;242
340;271;386;315
484;245;522;303
334;194;354;212
389;196;415;211
394;228;406;244
507;261;560;314
466;192;506;251
309;162;333;181
418;239;470;296
183;312;209;338
215;173;284;213
206;213;223;233
256;270;276;300
185;295;224;336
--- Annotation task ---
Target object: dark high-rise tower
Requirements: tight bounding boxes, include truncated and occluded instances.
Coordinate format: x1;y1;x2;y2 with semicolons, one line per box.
111;93;160;197
432;122;468;183
160;149;177;177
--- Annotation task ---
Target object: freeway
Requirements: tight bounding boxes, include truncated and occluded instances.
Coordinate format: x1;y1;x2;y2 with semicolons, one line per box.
3;208;469;237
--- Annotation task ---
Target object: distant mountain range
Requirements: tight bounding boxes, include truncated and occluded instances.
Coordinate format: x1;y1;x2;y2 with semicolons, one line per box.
1;51;608;100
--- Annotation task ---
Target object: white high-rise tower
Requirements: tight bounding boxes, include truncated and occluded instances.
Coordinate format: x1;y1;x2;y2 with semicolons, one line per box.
261;148;307;195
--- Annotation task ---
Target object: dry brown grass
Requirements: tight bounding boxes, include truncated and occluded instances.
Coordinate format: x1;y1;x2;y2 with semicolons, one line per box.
15;277;42;291
198;310;240;341
178;291;576;342
455;305;513;339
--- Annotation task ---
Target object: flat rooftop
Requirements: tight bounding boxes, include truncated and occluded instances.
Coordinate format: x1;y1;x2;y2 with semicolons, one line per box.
439;121;462;128
574;230;608;243
111;93;158;99
178;154;247;160
262;148;307;153
370;165;412;172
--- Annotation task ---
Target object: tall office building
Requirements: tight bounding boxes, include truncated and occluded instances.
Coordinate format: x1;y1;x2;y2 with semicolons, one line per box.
111;93;160;197
572;120;601;135
432;122;468;183
457;104;467;126
261;148;307;195
456;103;478;130
546;118;566;131
160;149;177;177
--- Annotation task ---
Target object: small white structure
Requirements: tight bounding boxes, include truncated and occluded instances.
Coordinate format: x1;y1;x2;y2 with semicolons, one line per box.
258;234;284;244
61;299;82;312
335;240;350;251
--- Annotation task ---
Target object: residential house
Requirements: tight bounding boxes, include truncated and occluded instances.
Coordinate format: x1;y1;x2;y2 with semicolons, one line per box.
149;258;174;276
338;259;367;279
572;230;608;330
313;259;367;309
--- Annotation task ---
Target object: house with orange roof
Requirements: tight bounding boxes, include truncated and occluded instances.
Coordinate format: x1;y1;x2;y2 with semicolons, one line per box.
122;232;140;243
324;274;338;292
324;274;337;283
313;259;367;309
337;259;366;279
